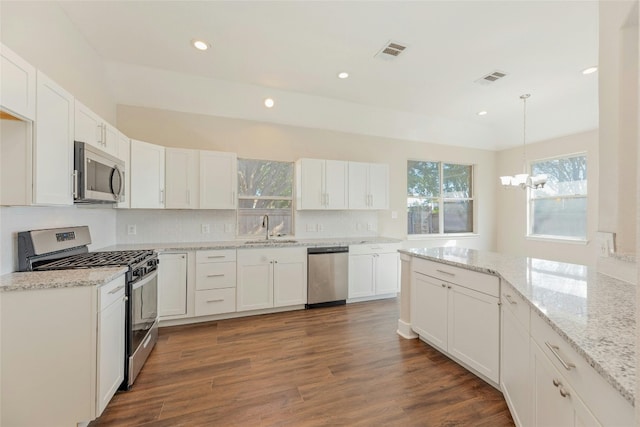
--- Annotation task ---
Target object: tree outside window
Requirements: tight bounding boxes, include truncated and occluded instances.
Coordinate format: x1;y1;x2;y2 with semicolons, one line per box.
529;154;587;240
407;161;474;235
237;159;293;237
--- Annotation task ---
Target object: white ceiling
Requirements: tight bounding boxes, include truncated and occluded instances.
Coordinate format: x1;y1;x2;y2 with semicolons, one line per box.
57;1;599;150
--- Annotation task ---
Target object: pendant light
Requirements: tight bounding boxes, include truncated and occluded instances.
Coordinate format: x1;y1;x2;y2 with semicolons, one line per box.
499;94;547;189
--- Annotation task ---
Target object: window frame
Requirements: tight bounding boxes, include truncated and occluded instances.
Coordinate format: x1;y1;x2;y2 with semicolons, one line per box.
407;159;476;238
526;152;588;242
236;158;294;238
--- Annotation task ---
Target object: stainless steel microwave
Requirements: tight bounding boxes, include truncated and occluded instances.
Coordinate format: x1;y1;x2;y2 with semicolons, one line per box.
73;141;125;204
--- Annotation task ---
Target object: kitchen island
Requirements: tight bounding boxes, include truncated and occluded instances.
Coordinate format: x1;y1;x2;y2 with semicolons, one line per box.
399;247;635;426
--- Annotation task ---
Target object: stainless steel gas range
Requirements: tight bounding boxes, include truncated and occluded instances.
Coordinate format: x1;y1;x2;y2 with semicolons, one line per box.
17;226;159;390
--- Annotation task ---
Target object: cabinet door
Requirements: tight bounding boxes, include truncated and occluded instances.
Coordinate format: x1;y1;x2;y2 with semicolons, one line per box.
447;284;500;383
273;251;307;307
368;163;389;209
324;160;348;209
347;161;369;209
117;133;130;208
410;272;448;352
501;305;531;427
199;150;237;209
130;139;165;208
158;253;188;317
33;71;74;205
103;123;119;157
74;99;102;149
166;148;199;209
531;342;601;427
237;251;273;311
374;252;399;295
297;158;325;209
1;43;36;120
97;291;125;416
348;254;374;298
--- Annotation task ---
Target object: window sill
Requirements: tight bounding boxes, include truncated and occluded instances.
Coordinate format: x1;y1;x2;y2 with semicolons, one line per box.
407;233;479;240
526;235;588;245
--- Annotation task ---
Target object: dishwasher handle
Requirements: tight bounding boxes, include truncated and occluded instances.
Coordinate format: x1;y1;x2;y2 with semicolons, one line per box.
307;246;349;255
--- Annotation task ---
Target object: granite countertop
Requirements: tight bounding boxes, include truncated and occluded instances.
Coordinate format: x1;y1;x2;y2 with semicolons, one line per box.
101;236;402;252
0;267;128;293
400;247;636;406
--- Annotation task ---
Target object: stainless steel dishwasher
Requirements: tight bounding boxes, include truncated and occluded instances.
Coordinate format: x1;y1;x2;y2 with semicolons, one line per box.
306;246;349;308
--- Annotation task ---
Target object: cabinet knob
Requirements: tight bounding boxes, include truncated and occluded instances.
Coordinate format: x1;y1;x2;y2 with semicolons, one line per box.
447;285;452;289
559;386;570;398
441;283;446;288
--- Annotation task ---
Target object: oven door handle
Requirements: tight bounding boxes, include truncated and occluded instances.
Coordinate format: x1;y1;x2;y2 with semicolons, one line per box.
132;270;158;291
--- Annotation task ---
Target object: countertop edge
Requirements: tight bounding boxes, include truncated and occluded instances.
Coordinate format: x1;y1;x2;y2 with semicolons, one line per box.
0;267;128;292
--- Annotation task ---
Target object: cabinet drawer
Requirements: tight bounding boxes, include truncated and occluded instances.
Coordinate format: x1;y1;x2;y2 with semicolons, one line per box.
412;258;499;297
99;275;126;311
194;288;236;316
531;313;634;426
501;281;530;331
196;249;236;263
196;262;236;290
349;243;400;255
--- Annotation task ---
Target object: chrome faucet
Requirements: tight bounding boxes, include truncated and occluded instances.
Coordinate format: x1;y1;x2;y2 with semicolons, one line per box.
262;214;270;240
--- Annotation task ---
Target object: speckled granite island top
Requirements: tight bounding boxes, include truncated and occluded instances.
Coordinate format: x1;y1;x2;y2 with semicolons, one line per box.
102;236;401;252
400;247;636;406
0;267;128;292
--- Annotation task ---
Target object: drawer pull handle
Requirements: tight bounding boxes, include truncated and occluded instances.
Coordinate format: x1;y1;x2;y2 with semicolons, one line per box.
207;274;225;277
206;299;224;303
504;294;517;305
545;342;575;370
559;386;570;398
436;269;455;277
108;285;125;294
207;255;226;259
552;378;560;387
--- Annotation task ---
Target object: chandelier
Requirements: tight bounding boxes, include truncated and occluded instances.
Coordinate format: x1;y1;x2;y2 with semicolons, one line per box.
499;94;547;189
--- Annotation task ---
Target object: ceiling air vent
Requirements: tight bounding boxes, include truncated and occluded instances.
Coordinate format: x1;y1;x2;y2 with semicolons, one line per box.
375;40;408;61
474;70;508;85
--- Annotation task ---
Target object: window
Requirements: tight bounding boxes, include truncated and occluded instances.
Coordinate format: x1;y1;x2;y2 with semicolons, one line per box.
237;159;293;237
407;161;474;235
529;154;587;240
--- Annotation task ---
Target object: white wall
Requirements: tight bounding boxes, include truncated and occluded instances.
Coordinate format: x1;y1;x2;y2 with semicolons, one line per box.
0;1;116;122
116;105;498;250
496;130;599;266
0;207;117;274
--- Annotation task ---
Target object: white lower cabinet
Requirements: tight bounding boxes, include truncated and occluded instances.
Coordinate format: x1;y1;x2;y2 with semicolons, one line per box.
195;250;236;316
237;247;307;312
410;258;500;385
1;275;126;426
531;341;600;427
348;243;400;300
158;252;188;318
500;284;531;427
96;278;126;416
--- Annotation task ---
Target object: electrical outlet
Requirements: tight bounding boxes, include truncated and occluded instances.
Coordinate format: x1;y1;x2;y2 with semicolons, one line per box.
391;211;398;219
597;232;615;257
317;224;323;232
367;223;374;231
306;224;316;232
201;224;211;234
127;225;136;235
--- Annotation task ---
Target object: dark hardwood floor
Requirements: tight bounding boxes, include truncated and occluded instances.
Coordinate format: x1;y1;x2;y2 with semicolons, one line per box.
91;299;514;426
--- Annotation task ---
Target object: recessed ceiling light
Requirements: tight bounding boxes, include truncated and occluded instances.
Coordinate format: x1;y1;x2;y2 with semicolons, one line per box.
477;111;488;116
191;39;209;51
337;72;349;79
582;66;598;75
264;98;275;108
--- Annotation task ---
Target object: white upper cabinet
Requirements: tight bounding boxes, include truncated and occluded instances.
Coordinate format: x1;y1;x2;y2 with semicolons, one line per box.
0;44;36;120
165;148;199;209
74;99;118;156
117;132;130;209
33;71;74;205
348;161;389;210
130;139;165;209
199;150;237;209
296;158;348;210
